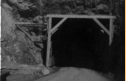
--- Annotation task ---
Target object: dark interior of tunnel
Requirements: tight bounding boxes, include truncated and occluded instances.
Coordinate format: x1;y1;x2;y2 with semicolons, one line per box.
40;18;124;79
0;72;10;81
51;18;111;72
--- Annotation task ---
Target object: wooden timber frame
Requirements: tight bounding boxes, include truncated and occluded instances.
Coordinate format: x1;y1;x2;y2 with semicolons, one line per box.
46;15;116;68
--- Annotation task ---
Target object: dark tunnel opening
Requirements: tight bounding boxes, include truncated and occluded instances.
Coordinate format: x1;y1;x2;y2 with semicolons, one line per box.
51;18;110;72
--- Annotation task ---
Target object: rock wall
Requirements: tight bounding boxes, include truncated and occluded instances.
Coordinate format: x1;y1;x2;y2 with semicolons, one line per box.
1;4;49;74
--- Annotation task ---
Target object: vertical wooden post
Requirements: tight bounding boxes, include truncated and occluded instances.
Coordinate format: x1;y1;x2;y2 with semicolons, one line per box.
46;17;52;68
109;18;114;45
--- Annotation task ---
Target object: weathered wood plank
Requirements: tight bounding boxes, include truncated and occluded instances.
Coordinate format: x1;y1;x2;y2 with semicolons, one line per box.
109;19;114;45
47;15;116;19
15;22;45;27
51;17;67;34
93;18;110;35
46;17;52;68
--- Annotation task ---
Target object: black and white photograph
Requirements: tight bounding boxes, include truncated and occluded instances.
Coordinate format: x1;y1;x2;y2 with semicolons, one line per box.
0;0;125;81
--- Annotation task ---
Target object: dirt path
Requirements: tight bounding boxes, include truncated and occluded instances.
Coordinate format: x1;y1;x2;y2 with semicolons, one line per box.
35;67;113;81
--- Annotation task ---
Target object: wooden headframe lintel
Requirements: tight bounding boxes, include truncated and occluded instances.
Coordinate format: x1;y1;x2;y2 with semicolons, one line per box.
47;15;116;19
93;18;110;35
51;17;67;34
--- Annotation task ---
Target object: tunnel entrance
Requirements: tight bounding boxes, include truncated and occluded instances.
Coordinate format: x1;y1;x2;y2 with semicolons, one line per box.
51;18;109;71
46;15;115;72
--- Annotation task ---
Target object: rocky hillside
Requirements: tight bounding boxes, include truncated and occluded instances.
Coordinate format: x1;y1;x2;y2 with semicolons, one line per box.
1;0;124;75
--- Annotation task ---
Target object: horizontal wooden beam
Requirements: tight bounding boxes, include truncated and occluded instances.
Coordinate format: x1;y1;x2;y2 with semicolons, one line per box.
93;18;110;35
51;17;67;34
15;22;36;24
15;22;46;28
47;15;116;19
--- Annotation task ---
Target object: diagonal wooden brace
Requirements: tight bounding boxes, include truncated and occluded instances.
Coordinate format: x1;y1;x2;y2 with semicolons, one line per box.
51;17;67;34
93;18;110;35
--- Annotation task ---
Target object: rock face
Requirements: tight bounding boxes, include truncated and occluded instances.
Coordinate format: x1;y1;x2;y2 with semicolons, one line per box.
1;3;46;73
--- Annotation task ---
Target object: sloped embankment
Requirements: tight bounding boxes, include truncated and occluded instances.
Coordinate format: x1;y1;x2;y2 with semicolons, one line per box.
1;4;49;75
